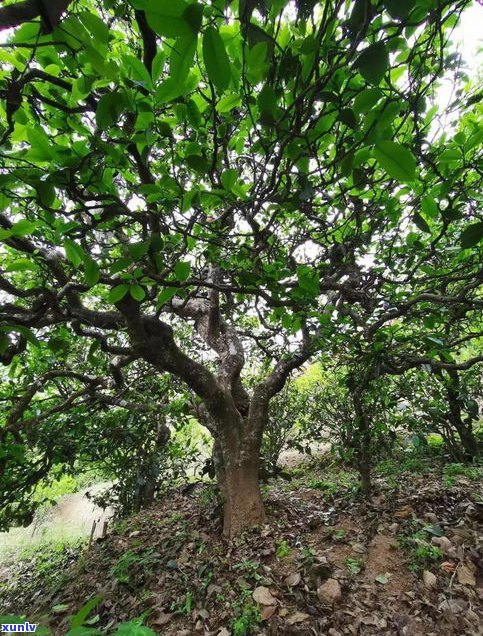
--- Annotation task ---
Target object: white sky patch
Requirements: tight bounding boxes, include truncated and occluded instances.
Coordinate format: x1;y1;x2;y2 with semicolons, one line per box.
436;3;482;119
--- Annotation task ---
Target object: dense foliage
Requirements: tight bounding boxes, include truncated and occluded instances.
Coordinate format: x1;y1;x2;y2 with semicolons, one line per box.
0;0;481;534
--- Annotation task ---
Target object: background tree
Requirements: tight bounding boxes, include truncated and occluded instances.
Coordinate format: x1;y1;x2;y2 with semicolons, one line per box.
0;0;481;536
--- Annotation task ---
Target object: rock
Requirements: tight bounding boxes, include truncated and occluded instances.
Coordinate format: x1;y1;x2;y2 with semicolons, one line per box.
217;630;230;636
194;620;203;631
317;578;342;605
253;586;277;606
424;512;439;523
284;572;301;587
422;570;437;588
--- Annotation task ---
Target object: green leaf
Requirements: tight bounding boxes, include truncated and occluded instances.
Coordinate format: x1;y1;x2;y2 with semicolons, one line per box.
84;258;100;287
174;261;191;281
128;240;151;259
185;154;209;173
216;93;241;113
145;0;193;38
375;574;389;584
221;169;238;191
123;54;153;89
461;221;483;249
374;141;417;182
155;77;191;105
5;259;36;272
421;195;438;219
96;92;125;129
338;108;357;129
151;51;166;82
79;10;110;43
170;35;197;83
384;0;415;20
423;525;444;537
202;27;231;91
109;284;130;304
130;284;146;302
64;239;85;268
157;287;178;309
354;43;389;85
183;3;203;34
10;219;37;237
353;88;382;114
36;180;56;207
296;265;319;296
413;213;430;233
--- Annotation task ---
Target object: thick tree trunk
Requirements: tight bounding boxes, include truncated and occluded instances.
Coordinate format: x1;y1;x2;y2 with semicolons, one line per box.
214;426;266;538
222;456;266;538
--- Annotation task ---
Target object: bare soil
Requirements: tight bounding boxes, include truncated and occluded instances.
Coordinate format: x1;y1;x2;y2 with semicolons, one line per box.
1;460;482;636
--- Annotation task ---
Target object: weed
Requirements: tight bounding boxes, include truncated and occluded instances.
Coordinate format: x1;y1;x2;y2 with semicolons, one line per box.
308;479;337;493
233;560;263;583
345;557;364;574
111;548;158;584
197;485;220;509
376;455;428;477
276;539;290;558
166;511;185;524
331;529;346;541
231;591;261;636
398;530;443;572
443;463;483;487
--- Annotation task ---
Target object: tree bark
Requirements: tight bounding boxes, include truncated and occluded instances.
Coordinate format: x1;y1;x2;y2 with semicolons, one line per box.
446;370;479;461
217;432;266;538
213;418;266;539
0;0;72;32
352;385;371;495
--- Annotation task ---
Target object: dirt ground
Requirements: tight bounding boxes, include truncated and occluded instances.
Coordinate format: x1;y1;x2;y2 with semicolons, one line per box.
1;459;482;635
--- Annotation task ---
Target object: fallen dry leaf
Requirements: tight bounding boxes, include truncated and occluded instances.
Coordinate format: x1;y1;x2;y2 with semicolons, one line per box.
253;585;277;606
284;572;301;587
457;563;476;586
151;611;172;626
440;561;456;573
422;570;437;588
394;506;414;519
261;605;277;621
286;611;309;625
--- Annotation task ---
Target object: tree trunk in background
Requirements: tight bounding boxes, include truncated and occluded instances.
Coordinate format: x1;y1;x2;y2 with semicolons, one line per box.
446;371;479;461
353;388;371;495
